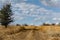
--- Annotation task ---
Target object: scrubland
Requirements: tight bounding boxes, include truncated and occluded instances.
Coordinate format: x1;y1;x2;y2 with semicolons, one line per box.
0;25;60;40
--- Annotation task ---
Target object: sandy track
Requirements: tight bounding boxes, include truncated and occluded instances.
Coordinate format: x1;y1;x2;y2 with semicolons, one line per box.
0;26;60;40
14;30;33;40
2;30;44;40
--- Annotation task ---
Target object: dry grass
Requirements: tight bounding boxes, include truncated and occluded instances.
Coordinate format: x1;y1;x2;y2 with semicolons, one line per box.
0;25;60;40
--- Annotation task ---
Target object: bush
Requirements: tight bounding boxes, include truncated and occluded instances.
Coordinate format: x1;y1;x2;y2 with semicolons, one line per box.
23;24;28;26
51;23;55;25
42;23;50;26
16;24;21;26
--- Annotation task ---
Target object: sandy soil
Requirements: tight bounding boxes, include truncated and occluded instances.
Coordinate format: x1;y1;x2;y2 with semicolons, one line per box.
0;25;60;40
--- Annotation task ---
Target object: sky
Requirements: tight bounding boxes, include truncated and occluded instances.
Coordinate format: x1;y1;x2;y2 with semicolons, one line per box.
0;0;60;25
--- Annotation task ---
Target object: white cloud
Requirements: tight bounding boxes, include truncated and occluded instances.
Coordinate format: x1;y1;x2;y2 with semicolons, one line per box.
12;2;60;23
15;16;25;20
34;17;41;21
52;18;57;20
52;18;60;21
40;0;60;8
0;0;28;5
0;0;60;25
45;21;50;23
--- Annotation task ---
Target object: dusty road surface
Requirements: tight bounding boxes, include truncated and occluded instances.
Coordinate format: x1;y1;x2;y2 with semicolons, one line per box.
0;30;48;40
0;26;60;40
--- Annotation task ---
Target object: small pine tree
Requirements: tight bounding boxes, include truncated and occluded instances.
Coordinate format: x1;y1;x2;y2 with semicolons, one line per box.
0;3;13;28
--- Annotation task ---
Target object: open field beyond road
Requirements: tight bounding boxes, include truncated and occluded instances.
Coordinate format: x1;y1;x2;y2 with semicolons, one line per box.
0;25;60;40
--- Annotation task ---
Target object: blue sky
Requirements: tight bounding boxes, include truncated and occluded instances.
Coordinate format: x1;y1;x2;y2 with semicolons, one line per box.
0;0;60;25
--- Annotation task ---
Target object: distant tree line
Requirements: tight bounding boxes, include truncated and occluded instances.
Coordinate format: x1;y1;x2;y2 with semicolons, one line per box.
42;23;60;26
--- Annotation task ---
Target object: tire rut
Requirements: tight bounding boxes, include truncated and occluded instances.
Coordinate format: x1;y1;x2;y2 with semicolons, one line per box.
14;30;33;40
24;30;34;40
32;30;41;40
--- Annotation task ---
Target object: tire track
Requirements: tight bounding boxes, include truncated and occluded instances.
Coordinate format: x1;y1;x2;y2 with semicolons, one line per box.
24;30;34;40
32;30;41;40
38;30;48;40
14;30;33;40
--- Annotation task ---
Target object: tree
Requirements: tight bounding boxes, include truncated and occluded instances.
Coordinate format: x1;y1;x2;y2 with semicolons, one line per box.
42;23;50;26
23;24;28;26
0;3;13;28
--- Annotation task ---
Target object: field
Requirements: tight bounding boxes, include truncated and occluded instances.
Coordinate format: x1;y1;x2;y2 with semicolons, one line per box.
0;25;60;40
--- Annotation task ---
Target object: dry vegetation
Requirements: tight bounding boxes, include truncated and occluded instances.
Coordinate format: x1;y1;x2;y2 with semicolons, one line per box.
0;25;60;40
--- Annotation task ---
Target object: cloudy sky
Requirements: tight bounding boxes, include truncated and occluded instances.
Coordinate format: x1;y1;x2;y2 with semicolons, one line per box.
0;0;60;25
